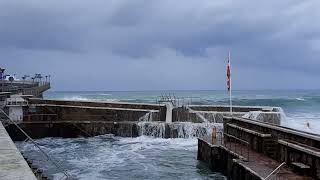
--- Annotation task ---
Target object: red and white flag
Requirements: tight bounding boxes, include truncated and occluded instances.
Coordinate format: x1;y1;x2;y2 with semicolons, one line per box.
227;55;231;91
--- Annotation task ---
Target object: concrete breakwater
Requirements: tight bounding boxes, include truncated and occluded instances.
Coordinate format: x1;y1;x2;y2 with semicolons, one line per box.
1;96;288;179
198;116;320;179
0;81;50;98
0;121;37;180
5;98;283;140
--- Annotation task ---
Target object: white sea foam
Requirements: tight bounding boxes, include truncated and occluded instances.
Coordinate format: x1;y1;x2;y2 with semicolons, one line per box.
137;121;222;138
16;136;223;180
295;97;306;101
62;96;91;101
282;113;320;134
99;93;112;96
61;96;120;102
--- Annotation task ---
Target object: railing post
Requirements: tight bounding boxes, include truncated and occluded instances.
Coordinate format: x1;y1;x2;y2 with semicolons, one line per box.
247;143;249;161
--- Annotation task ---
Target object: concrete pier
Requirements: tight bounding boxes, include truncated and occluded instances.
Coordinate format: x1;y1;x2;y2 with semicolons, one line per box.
0;122;36;180
198;138;311;180
198;116;320;179
0;80;50;98
0;95;297;179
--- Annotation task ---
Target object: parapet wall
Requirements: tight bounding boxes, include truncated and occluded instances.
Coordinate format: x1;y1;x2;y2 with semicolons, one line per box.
224;116;320;179
6;121;141;140
29;98;166;110
197;139;262;180
29;99;167;121
0;82;50;98
187;105;277;112
172;105;281;124
225;117;320;149
22;83;50;97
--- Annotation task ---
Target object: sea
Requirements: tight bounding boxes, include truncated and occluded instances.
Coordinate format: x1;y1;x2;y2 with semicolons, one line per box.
16;90;320;180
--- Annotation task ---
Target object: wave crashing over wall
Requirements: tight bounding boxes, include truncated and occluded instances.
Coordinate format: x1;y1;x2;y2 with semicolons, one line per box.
242;107;286;125
137;121;222;138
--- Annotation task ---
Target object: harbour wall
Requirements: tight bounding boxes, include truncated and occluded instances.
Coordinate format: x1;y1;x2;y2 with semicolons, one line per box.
6;121;141;140
197;138;262;180
5;99;285;140
172;105;280;124
28;98;166;121
0;81;50;98
224;117;320;178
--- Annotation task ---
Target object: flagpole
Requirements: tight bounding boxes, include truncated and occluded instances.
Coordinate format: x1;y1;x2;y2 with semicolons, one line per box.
229;51;233;116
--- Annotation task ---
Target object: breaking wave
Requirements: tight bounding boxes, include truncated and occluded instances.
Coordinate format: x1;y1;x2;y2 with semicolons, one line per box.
61;96;120;102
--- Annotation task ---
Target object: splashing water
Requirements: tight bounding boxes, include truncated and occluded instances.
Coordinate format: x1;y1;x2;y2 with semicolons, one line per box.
16;136;226;180
241;107;287;125
273;107;287;122
186;106;208;123
242;111;263;120
168;122;222;139
45;90;320;134
138;121;166;137
138;112;153;122
137;121;222;139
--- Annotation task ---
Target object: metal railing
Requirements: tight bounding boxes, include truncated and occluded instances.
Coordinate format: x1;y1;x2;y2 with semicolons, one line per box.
223;132;250;161
264;162;286;180
157;94;209;107
23;113;58;122
0;109;71;180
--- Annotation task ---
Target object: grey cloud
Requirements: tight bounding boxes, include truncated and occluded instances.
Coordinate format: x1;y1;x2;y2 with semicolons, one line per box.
1;0;319;90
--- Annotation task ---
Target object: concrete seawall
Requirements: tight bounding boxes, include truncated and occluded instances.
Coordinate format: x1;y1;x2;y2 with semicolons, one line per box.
28;98;167;122
0;82;50;98
1;96;311;179
7;121;141;140
0;122;36;180
198;138;262;180
3;99;285;140
224;116;320;179
198;116;320;179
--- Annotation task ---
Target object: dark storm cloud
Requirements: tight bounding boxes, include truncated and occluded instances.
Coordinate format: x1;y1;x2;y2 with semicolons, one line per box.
1;0;319;90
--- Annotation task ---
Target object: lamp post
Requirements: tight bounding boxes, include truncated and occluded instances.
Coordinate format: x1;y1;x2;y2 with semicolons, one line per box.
22;75;29;85
22;75;26;86
39;74;42;85
0;68;5;80
0;68;5;92
34;73;41;85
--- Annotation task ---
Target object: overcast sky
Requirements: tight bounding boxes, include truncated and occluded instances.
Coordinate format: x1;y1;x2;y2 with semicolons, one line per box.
1;0;320;91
